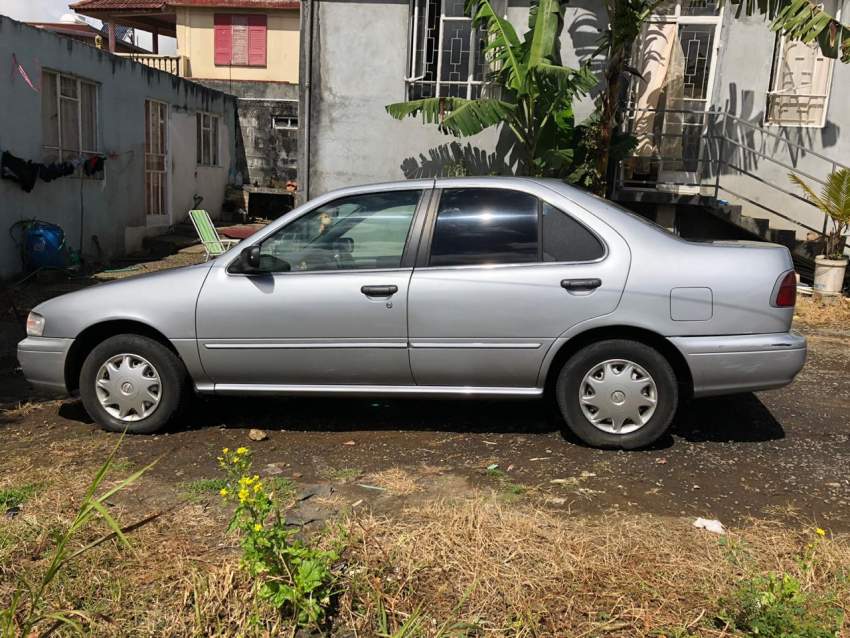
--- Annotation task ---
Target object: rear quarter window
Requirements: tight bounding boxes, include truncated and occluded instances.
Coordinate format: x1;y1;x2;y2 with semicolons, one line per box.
541;202;604;262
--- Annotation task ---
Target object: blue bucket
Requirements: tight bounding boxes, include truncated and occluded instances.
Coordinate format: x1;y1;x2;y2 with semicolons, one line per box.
24;222;67;270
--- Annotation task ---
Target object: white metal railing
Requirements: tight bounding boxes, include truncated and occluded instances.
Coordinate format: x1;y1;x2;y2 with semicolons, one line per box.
117;53;182;76
615;107;850;237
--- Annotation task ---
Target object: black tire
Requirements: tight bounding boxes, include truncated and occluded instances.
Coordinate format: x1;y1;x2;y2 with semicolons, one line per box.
79;334;186;434
555;339;678;450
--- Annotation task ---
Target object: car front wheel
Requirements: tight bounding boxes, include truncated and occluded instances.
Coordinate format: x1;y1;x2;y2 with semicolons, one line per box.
555;339;678;449
79;334;186;434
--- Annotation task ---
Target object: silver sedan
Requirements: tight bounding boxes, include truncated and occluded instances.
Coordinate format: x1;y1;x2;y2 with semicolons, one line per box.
17;177;806;449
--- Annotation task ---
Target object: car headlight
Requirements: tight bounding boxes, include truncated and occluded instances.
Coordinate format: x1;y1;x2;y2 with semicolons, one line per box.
26;312;45;337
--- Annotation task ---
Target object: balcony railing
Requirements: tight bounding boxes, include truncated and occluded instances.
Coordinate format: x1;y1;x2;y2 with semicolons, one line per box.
117;53;183;76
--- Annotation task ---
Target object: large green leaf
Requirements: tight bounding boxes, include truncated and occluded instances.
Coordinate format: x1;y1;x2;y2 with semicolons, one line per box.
528;0;562;68
386;97;516;137
468;0;527;90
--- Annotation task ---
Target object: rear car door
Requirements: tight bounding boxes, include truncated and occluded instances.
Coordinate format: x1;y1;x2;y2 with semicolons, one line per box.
407;180;630;389
196;186;430;388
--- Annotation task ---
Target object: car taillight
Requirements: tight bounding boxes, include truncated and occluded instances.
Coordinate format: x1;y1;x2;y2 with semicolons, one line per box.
773;271;797;308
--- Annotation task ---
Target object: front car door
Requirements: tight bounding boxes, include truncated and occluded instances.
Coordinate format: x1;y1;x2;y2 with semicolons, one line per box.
196;184;431;390
407;179;630;390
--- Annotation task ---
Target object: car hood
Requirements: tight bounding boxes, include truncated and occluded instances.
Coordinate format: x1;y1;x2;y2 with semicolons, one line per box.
35;262;214;340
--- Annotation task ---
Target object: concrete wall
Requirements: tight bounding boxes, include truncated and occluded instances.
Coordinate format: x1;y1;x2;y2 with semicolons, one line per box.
0;15;237;279
706;3;850;239
198;79;298;186
177;7;300;84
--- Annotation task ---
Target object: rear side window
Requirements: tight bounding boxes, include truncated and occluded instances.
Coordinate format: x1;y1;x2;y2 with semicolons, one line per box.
429;188;538;267
542;202;604;262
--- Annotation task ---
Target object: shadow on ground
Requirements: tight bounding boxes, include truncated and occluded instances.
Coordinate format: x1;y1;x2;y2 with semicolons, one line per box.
53;390;785;446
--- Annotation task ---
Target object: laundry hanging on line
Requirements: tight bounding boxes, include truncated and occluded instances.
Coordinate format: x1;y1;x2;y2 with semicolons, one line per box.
1;149;107;193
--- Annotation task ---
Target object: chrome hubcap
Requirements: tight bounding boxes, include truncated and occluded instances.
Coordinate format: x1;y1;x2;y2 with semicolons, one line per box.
578;359;658;435
95;354;162;422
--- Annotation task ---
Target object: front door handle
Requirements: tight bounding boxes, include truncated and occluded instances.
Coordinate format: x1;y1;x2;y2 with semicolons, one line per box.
361;285;398;297
561;278;602;291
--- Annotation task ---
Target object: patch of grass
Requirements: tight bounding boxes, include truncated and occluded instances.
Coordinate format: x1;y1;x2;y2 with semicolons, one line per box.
484;466;526;502
183;478;228;500
324;467;362;483
0;483;38;510
268;477;296;502
719;572;843;638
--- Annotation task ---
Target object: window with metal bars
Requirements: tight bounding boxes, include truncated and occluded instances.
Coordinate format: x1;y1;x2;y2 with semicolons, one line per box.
766;35;834;128
41;70;99;174
406;0;502;100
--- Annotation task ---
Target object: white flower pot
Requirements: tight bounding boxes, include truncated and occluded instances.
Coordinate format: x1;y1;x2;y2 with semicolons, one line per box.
813;255;848;294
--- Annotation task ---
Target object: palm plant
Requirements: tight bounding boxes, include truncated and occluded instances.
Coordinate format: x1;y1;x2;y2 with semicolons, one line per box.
789;169;850;259
386;0;595;178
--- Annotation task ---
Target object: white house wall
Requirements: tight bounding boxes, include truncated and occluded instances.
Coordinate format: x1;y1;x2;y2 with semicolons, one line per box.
0;16;236;279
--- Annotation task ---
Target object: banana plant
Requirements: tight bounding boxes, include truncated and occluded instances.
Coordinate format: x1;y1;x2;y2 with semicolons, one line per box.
386;0;596;178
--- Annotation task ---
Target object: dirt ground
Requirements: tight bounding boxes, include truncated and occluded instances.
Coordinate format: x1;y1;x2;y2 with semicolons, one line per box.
1;250;849;532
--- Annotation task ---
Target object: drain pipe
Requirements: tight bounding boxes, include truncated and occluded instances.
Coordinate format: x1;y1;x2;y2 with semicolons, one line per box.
299;0;314;203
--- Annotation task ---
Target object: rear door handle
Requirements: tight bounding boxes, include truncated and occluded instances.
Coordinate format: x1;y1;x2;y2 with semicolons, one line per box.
361;285;398;297
561;278;602;291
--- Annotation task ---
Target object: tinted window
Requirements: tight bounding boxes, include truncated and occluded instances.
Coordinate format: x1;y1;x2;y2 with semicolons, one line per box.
429;188;538;267
258;190;420;272
542;202;605;262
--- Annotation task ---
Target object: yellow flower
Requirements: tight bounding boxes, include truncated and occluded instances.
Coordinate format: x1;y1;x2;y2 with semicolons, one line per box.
219;488;228;497
816;527;826;537
238;488;249;502
236;447;248;455
222;447;229;454
253;482;262;493
253;523;262;532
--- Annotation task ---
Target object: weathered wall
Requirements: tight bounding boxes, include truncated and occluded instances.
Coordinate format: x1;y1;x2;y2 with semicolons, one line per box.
197;79;298;186
0;15;237;278
177;7;300;84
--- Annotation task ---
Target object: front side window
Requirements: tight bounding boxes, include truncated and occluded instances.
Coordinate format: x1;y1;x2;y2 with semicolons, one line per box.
256;190;422;272
196;113;220;166
429;188;538;267
406;0;503;99
766;36;834;127
42;70;99;170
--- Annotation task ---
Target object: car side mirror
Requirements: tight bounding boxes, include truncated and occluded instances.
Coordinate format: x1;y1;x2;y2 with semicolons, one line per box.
241;245;261;272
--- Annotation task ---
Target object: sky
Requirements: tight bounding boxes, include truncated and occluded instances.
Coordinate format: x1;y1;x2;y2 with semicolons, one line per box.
1;0;177;53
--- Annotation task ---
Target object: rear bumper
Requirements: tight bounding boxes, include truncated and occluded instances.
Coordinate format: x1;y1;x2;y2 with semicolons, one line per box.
669;330;806;398
17;337;72;395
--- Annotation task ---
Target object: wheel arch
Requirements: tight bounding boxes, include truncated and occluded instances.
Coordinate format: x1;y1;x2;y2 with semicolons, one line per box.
64;320;179;393
542;325;693;400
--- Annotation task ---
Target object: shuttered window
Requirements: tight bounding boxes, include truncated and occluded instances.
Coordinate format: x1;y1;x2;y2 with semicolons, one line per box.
214;14;267;67
766;36;834;127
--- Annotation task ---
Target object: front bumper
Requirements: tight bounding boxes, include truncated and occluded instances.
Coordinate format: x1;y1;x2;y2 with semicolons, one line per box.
669;330;806;398
17;337;73;395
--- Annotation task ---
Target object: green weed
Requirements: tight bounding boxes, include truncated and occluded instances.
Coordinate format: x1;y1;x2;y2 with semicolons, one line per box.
0;484;38;510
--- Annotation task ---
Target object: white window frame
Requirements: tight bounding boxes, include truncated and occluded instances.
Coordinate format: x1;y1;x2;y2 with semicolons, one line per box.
765;35;835;128
42;70;100;174
406;0;490;100
272;115;298;130
196;112;220;166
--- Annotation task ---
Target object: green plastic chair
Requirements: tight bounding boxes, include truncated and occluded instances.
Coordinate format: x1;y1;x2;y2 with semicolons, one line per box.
189;209;239;261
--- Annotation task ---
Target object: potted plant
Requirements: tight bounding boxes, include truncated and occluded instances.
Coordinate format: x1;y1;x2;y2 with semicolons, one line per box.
789;169;850;294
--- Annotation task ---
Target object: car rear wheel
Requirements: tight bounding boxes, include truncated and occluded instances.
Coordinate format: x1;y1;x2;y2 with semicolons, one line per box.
555;339;678;449
79;334;186;434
